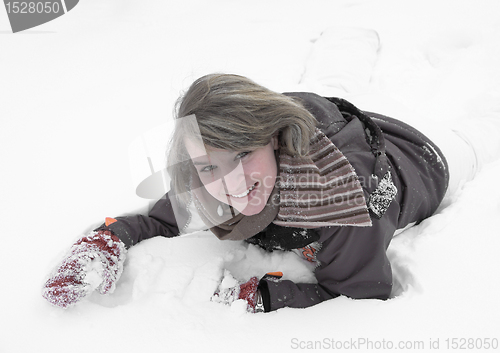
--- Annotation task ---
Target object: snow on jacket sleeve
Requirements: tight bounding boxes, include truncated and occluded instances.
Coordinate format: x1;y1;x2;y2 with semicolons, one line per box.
94;191;189;248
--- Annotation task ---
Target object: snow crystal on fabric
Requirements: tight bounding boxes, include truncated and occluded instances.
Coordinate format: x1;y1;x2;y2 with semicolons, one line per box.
367;171;397;219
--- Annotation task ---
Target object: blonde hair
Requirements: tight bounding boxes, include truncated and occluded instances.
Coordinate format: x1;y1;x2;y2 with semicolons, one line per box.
167;73;318;203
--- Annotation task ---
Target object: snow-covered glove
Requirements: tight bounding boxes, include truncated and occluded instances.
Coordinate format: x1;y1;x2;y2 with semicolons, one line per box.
42;230;126;309
211;270;261;313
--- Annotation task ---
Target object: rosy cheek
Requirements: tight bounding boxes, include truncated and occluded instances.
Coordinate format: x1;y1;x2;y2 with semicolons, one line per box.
203;178;225;199
245;162;260;178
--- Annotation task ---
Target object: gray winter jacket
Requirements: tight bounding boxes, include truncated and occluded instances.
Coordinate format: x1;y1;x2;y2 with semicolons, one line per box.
97;93;449;311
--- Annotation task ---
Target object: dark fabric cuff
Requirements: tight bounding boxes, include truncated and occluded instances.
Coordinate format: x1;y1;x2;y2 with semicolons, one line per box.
94;221;134;249
257;280;271;313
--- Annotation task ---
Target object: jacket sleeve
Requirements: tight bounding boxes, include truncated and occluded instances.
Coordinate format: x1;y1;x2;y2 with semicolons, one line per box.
94;191;190;248
260;199;399;312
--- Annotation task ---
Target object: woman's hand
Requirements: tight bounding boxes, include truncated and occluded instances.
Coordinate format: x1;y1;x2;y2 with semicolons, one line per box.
42;230;126;308
211;270;261;313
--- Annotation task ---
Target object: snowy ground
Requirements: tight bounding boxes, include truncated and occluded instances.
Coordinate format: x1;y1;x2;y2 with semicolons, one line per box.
1;1;500;352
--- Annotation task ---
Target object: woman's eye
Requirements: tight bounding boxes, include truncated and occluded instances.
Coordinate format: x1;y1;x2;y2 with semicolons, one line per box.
200;165;217;173
235;151;251;160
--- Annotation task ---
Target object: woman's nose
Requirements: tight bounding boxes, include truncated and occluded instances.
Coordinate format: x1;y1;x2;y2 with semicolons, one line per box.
221;161;247;194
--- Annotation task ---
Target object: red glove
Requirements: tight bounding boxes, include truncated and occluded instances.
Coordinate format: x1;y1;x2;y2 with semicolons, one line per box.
239;277;259;310
42;230;126;308
212;271;260;313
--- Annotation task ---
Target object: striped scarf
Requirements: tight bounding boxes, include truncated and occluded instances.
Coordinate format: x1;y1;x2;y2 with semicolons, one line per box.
274;128;372;228
192;128;371;241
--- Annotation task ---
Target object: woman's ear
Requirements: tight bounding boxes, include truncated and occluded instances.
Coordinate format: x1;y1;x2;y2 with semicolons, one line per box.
271;135;279;150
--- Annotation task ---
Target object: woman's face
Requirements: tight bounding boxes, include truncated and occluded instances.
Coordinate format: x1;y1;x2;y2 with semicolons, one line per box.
185;137;278;216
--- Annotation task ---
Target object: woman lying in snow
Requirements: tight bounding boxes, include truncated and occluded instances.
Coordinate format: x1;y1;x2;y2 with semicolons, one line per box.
42;73;500;312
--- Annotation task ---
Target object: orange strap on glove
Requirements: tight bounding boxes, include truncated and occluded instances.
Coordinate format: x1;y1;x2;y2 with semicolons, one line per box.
42;230;126;308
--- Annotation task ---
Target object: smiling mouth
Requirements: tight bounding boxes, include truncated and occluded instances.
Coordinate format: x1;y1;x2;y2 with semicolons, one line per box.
228;183;257;198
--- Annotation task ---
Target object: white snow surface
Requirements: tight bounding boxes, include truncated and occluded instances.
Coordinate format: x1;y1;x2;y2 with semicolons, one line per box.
1;1;500;352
